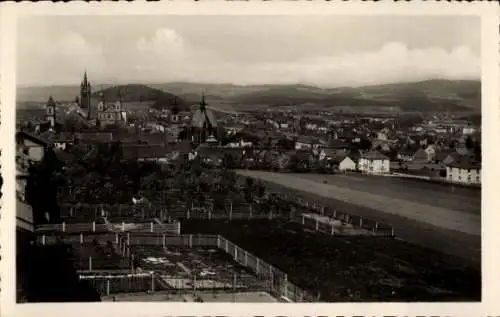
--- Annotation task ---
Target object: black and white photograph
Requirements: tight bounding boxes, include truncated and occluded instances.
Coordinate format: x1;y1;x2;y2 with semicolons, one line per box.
6;3;499;311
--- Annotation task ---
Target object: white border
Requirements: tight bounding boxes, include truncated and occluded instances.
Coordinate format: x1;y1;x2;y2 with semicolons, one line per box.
1;2;499;316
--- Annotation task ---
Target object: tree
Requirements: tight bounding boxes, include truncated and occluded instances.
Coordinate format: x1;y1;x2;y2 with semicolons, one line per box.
244;177;254;202
465;136;475;149
25;147;64;224
222;153;236;169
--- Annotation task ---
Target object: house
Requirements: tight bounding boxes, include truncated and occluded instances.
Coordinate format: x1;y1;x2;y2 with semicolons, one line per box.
397;148;416;162
338;156;357;171
121;144;168;163
446;159;481;185
295;136;321;150
16;131;49;170
358;150;390;174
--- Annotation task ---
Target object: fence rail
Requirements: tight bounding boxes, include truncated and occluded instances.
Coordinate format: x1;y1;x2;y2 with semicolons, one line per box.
38;233;315;302
36;221;181;235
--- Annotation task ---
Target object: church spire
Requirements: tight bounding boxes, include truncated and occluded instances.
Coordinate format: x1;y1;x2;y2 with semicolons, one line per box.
200;90;207;111
82;70;88;86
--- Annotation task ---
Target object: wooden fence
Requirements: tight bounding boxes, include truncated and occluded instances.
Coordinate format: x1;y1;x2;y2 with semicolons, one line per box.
36;221;181;235
37;233;315;302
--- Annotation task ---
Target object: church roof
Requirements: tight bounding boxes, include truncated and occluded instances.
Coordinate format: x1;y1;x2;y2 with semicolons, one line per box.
191;107;218;129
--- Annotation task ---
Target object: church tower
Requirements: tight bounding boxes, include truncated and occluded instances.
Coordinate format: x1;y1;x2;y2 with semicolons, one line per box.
80;70;92;119
45;96;56;130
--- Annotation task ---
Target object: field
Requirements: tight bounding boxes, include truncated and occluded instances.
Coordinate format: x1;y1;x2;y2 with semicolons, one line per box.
181;219;480;302
236;170;481;264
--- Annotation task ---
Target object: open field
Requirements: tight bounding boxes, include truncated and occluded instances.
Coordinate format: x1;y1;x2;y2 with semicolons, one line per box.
181;219;480;302
292;172;480;215
236;170;480;265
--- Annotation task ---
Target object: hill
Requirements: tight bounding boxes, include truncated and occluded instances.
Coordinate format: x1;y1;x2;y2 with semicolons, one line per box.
92;84;189;110
17;79;480;113
228;79;480;112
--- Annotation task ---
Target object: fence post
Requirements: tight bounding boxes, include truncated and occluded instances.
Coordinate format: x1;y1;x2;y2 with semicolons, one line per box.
283;274;288;298
375;222;379;231
225;239;229;253
249;204;253;219
234;246;238;260
176;221;181;235
150;222;154;233
186;208;190;220
229;202;233;222
331;224;335;236
70;207;74;217
301;215;305;225
127;232;130;245
62;222;66;232
244;251;248;266
269;265;274;291
42;235;46;245
333;208;337;218
89;256;92;272
208;209;212;220
359;217;363;228
106;279;110;296
217;235;221;249
315;219;319;231
256;258;260;275
92;221;96;232
151;272;155;292
80;233;84;244
391;227;395;237
115;233;119;244
321;205;325;216
122;222;125;232
189;234;193;248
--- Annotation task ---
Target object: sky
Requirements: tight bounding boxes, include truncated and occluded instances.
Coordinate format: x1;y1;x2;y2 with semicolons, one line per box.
17;15;481;88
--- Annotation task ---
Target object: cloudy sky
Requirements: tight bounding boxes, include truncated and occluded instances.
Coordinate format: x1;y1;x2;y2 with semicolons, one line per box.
17;15;480;88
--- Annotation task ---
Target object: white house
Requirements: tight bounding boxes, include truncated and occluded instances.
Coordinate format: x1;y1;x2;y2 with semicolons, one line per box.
295;136;321;150
358;150;390;174
446;161;481;185
338;156;356;171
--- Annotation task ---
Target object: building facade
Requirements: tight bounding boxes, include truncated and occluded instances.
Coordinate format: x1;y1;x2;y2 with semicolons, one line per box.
358;151;390;174
446;162;481;185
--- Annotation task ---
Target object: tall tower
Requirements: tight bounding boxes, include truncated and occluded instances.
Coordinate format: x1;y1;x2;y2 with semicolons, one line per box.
80;70;92;119
45;96;56;130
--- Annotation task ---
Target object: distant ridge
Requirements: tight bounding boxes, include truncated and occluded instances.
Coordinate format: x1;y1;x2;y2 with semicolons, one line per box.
17;79;480;113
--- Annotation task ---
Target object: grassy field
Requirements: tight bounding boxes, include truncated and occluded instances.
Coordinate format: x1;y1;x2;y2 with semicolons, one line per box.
181;219;480;302
235;170;480;265
292;172;480;214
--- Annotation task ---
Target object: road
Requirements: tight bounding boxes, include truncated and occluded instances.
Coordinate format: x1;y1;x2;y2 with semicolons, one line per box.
235;170;481;267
